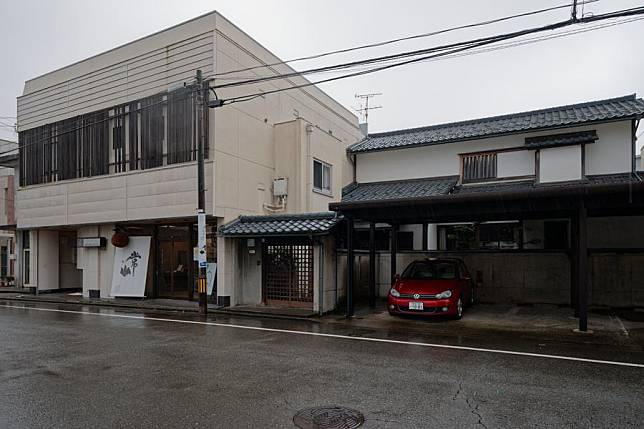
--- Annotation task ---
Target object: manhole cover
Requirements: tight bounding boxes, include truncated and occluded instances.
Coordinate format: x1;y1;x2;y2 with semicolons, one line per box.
293;406;364;429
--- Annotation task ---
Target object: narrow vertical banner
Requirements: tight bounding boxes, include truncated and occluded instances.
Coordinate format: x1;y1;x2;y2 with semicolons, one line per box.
197;210;207;268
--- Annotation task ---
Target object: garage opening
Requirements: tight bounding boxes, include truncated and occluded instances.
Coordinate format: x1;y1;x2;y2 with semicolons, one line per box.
262;241;314;308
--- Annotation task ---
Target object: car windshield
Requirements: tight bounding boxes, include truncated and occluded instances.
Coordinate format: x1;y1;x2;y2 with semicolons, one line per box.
401;261;458;280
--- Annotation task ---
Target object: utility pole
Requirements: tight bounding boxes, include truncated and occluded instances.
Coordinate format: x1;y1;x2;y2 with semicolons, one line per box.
196;69;208;315
355;93;382;125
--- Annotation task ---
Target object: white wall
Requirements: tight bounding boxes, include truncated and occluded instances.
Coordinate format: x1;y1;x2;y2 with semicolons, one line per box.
539;145;582;183
584;121;632;175
76;225;116;298
498;150;535;178
18;15;216;131
212;14;362;222
356;122;632;183
16;161;213;229
35;230;59;291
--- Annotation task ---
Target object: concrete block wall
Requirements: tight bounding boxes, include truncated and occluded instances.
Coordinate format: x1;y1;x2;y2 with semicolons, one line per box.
338;251;571;305
318;236;339;314
590;253;644;307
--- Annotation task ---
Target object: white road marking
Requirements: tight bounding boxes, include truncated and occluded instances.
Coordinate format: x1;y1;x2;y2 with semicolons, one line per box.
2;303;644;369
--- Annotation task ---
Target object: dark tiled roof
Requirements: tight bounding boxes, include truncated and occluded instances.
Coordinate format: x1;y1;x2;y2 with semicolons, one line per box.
452;174;642;195
218;212;341;237
338;174;641;205
453;180;535;194
349;95;644;153
341;176;458;203
525;130;598;149
586;173;641;185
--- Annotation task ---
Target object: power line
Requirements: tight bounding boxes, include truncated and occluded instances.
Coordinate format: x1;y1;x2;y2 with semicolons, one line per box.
213;0;601;78
221;8;644;105
335;16;644;75
210;5;643;92
7;5;644;157
215;16;643;81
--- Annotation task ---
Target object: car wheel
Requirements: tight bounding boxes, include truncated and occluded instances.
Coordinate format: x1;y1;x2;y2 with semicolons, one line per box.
454;297;463;320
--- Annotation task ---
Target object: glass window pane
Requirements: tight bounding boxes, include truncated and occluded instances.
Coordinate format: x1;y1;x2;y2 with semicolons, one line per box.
322;165;331;190
313;161;323;189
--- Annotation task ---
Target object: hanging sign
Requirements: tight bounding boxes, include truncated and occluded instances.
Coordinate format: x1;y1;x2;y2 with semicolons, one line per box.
110;236;151;297
206;262;217;295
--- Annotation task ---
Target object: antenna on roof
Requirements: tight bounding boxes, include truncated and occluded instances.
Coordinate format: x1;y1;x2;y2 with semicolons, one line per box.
355;93;382;135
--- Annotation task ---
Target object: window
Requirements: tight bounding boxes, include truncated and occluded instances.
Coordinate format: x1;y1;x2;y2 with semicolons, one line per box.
355;229;390;251
438;222;521;250
313;159;331;193
438;224;476;250
397;231;414;251
19;87;205;186
462;152;497;183
22;230;30;285
1;246;7;278
544;220;569;249
478;222;521;250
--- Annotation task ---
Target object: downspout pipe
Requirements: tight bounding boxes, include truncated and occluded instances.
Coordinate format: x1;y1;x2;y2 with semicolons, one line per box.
318;240;324;316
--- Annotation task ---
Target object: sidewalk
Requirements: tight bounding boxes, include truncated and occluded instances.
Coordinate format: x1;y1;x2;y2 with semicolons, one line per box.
2;290;643;352
0;291;319;321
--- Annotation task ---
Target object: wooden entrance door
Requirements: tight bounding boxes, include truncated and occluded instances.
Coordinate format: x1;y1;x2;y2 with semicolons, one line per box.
157;226;193;299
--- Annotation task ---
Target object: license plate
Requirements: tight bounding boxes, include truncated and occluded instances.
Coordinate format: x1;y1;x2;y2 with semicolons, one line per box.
408;301;424;310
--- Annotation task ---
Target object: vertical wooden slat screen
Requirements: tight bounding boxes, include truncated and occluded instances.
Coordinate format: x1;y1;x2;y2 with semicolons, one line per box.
18;87;201;186
462;152;497;183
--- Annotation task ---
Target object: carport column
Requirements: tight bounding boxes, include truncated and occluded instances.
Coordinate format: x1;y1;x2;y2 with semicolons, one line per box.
368;222;376;308
422;223;429;251
390;223;398;284
577;203;589;332
570;212;579;316
346;218;355;317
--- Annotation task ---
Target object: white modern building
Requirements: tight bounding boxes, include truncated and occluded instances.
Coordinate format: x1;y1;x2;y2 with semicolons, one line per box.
15;12;362;304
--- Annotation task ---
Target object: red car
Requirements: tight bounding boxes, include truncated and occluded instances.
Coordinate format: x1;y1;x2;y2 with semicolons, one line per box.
388;258;474;319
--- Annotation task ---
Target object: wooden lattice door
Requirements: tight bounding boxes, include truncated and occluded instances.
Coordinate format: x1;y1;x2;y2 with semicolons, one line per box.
263;243;314;308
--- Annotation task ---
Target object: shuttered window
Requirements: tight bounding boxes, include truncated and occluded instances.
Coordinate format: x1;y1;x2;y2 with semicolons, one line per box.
461;152;497;183
18;87;205;186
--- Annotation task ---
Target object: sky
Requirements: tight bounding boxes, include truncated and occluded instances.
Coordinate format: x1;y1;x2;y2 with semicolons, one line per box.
0;0;643;150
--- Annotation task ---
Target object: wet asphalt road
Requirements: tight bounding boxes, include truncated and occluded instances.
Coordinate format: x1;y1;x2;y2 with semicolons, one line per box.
1;301;643;429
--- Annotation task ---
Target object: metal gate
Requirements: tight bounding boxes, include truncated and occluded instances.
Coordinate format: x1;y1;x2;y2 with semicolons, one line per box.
263;243;314;308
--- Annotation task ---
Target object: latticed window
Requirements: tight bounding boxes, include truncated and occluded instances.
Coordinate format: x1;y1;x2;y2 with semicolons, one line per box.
19;86;206;186
461;152;497;183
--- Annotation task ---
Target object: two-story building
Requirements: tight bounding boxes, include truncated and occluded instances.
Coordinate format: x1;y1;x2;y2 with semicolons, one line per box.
331;95;644;331
0;138;17;286
15;12;362;305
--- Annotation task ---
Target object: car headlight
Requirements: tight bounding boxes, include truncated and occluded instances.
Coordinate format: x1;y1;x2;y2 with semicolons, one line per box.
436;290;452;299
389;288;400;298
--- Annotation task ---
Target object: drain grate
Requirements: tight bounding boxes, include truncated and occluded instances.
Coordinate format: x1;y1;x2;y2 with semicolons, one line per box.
293;406;365;429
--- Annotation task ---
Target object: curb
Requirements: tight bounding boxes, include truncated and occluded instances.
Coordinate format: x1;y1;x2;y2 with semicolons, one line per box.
0;295;320;323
